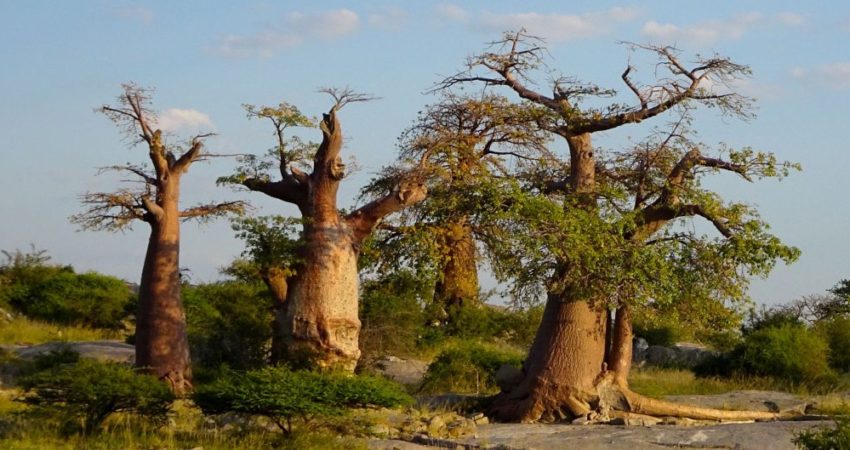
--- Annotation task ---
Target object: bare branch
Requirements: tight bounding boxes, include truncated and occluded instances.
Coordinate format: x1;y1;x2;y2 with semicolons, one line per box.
180;200;247;222
317;87;378;111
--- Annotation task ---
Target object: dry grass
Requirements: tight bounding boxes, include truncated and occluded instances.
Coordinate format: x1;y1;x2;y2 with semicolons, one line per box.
0;316;120;346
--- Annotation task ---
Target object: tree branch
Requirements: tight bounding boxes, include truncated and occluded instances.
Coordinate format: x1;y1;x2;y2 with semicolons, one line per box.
346;182;427;244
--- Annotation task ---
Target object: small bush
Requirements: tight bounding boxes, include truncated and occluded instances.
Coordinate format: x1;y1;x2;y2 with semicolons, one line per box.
183;281;273;371
793;417;850;450
18;359;174;434
359;271;427;359
193;366;412;434
697;324;834;384
419;341;524;394
815;316;850;373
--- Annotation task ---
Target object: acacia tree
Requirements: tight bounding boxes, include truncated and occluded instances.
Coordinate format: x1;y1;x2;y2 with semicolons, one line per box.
72;84;244;393
221;89;427;371
362;92;551;324
439;32;798;422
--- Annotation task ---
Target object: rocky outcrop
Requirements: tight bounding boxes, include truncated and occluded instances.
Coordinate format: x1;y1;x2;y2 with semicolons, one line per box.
633;340;717;368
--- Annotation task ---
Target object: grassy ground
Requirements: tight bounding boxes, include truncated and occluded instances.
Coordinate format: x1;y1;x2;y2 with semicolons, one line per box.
0;316;120;346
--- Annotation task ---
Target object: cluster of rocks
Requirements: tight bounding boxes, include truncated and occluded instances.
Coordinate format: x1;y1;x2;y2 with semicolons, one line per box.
632;338;717;368
369;408;485;441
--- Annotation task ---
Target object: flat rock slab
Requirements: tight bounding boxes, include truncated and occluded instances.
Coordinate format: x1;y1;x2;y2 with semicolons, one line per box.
10;340;135;364
371;356;429;386
664;390;810;415
432;421;829;450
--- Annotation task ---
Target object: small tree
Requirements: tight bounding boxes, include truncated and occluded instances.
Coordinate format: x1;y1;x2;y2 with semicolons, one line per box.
72;84;245;393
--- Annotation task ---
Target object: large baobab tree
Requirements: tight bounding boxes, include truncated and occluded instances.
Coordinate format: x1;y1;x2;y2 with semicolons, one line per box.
221;89;426;371
72;84;244;393
362;92;551;325
439;32;799;422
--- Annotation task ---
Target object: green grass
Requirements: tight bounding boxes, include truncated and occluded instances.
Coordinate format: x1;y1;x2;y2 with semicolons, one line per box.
0;316;120;346
629;367;850;398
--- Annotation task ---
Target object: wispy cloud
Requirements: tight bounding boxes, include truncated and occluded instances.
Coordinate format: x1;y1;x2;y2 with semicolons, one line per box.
435;3;470;24
477;7;638;42
641;12;803;45
214;9;359;59
155;109;214;134
110;5;154;24
791;62;850;90
369;6;409;32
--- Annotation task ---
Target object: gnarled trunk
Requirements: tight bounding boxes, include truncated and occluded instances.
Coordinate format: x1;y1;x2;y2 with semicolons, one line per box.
434;217;479;314
280;221;361;371
135;195;192;394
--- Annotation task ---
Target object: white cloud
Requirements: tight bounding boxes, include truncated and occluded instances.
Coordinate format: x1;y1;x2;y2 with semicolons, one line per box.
777;12;805;27
477;7;638;42
435;3;470;24
641;12;763;45
641;12;804;46
791;63;850;90
111;5;154;24
369;6;409;32
155;109;214;134
214;9;359;59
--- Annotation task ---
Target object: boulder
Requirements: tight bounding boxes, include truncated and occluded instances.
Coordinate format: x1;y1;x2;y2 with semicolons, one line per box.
372;356;429;386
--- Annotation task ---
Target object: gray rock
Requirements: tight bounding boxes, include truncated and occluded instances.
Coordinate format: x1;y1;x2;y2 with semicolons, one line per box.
372;356;429;385
13;340;135;364
632;337;649;365
664;390;811;416
644;343;716;368
495;364;523;392
446;420;830;450
645;345;678;366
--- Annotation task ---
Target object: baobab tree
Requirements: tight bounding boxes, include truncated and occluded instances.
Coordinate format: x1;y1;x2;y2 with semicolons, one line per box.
439;32;799;422
221;89;426;371
362;92;551;325
72;84;245;393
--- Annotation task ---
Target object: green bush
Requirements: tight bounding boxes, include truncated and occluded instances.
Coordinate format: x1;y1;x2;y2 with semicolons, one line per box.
0;250;134;329
697;324;834;383
793;417;850;450
815;316;850;373
419;342;524;394
19;359;175;435
359;271;427;359
182;281;273;371
193;366;412;434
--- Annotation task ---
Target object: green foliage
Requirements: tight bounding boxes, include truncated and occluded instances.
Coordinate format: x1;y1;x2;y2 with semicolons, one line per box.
0;248;134;329
793;418;850;450
193;366;412;434
182;281;273;371
419;342;524;394
359;270;428;358
227;215;302;280
18;359;174;435
697;324;834;383
816;317;850;373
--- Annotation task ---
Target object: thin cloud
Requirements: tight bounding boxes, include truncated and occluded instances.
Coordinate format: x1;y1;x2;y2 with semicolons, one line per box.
641;12;803;45
111;5;154;24
369;6;409;32
476;7;639;42
792;63;850;90
435;3;470;24
214;9;359;59
155;109;215;134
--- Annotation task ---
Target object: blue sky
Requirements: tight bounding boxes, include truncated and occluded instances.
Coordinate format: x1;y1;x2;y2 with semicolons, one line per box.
1;1;848;306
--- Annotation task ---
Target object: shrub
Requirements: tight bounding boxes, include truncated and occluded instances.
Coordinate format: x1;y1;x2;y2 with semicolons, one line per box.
182;281;273;371
0;249;134;329
18;358;174;434
193;366;412;434
359;271;427;359
815;316;850;373
793;417;850;450
419;341;524;394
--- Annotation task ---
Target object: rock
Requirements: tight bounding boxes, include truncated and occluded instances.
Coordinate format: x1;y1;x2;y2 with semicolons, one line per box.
13;340;135;364
372;356;429;386
644;343;716;368
631;337;649;365
495;364;523;392
664;390;811;416
645;345;678;366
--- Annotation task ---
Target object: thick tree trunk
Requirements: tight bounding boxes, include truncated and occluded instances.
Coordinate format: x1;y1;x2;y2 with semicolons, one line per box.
434;217;479;314
606;304;633;384
135;196;192;394
279;221;361;371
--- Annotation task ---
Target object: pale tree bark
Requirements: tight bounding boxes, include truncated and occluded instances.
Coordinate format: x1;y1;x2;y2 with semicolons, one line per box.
238;93;426;371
